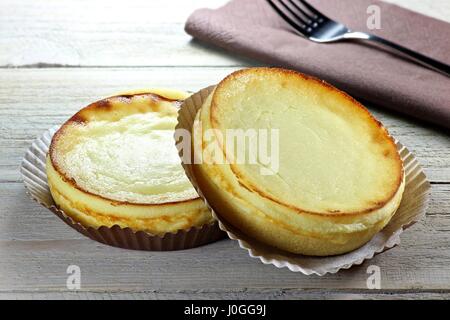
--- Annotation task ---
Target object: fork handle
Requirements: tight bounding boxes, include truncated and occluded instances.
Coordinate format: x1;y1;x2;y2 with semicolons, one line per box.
344;32;450;77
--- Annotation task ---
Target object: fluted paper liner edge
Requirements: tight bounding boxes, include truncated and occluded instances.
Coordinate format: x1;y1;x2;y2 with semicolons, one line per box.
21;125;225;251
176;86;431;275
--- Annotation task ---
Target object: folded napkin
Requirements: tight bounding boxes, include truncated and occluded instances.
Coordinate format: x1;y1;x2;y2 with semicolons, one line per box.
185;0;450;129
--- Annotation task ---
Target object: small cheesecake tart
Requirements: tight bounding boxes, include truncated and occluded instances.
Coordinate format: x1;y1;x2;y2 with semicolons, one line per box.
47;89;213;235
192;68;405;256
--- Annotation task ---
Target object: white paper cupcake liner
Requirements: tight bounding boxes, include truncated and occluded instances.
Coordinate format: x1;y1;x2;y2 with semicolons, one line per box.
21;126;225;251
176;86;431;275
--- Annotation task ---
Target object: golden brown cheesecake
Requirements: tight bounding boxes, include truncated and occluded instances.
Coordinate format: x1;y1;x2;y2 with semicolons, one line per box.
192;68;404;256
47;89;213;235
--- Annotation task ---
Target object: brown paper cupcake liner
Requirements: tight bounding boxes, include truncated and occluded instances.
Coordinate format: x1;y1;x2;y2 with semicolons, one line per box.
176;86;431;275
21;126;225;251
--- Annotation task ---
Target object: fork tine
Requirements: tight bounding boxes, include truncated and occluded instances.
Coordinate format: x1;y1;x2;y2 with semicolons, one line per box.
296;0;328;19
267;0;307;32
277;0;308;26
287;0;313;22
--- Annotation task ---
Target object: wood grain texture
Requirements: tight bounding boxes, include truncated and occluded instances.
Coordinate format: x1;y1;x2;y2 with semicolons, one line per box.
0;0;448;67
0;216;449;292
1;181;449;292
0;0;449;299
1;291;449;300
0;0;253;67
383;0;450;21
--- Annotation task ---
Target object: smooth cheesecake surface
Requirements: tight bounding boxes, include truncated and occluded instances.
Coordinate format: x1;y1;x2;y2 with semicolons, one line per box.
47;89;213;234
193;68;404;255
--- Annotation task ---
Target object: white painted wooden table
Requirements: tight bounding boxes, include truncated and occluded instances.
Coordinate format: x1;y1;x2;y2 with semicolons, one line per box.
1;0;449;299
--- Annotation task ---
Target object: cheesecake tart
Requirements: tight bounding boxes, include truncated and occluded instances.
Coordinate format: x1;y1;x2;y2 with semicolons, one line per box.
192;68;405;256
47;89;214;235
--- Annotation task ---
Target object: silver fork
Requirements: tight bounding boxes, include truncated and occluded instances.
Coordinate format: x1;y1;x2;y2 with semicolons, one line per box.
267;0;450;77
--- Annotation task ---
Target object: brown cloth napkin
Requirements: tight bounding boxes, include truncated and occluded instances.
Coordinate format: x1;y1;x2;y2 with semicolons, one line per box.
185;0;450;129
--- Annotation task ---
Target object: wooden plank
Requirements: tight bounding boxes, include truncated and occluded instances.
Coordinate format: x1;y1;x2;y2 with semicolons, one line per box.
0;222;449;291
0;290;449;300
0;0;449;67
0;183;449;291
0;0;252;67
1;0;449;298
1;67;449;183
383;0;450;21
